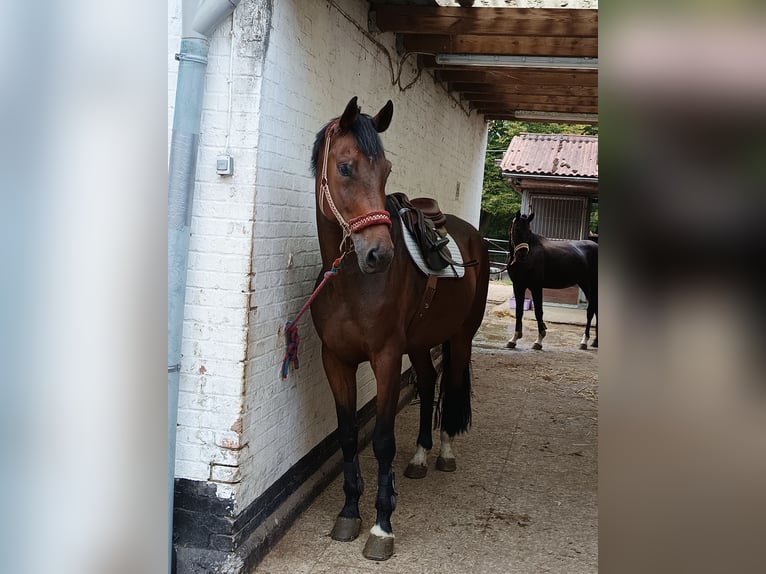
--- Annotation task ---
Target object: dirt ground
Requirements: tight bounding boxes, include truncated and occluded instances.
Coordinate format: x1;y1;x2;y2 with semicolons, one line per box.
254;283;598;573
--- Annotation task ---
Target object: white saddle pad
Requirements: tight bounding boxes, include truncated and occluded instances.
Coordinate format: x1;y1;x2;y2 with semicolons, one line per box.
399;219;466;278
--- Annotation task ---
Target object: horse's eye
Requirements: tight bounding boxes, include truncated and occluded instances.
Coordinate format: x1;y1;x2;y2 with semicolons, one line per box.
337;164;352;177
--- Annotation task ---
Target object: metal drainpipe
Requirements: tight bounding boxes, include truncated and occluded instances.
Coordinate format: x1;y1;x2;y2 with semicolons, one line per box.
168;1;240;571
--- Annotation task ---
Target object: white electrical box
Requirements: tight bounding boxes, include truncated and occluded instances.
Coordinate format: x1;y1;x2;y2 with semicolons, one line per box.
216;155;234;176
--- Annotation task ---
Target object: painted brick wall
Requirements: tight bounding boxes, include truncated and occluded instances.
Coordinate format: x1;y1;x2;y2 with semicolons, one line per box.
169;0;488;514
169;0;270;503
237;0;488;511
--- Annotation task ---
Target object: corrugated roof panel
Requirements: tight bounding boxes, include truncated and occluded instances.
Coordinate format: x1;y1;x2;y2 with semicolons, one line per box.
499;133;598;178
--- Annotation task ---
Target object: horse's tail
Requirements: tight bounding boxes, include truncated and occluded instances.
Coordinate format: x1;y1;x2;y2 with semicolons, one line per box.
434;340;472;436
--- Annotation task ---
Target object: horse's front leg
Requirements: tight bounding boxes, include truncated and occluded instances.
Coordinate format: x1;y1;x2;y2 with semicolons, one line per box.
506;284;526;349
530;287;546;350
363;350;403;561
322;348;363;542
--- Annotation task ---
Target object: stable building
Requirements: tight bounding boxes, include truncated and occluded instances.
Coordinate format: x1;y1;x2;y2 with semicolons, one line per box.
168;2;599;571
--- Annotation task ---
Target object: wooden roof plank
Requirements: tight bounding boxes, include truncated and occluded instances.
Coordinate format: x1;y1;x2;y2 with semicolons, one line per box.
434;68;599;87
485;114;597;124
448;82;598;97
402;34;597;57
373;7;598;38
475;103;599;114
461;94;597;107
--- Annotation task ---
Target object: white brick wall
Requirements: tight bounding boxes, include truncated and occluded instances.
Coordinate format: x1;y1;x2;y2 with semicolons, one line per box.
237;0;487;511
169;0;488;514
169;0;268;503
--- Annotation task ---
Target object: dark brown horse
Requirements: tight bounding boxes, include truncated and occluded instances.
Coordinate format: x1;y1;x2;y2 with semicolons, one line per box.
506;211;598;350
308;97;489;560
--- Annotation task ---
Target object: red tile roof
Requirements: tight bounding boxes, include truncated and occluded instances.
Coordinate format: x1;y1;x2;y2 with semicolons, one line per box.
499;133;598;178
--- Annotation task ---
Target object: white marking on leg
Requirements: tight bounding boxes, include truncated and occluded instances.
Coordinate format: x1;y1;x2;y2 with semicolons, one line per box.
580;333;589;345
370;524;394;538
409;445;428;467
439;431;455;460
534;332;545;346
508;331;521;345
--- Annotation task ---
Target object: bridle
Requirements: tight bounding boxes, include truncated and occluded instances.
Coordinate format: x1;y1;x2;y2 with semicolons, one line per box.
319;122;392;253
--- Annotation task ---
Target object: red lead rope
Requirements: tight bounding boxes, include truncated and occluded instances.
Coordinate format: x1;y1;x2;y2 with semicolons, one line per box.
282;124;392;378
281;255;346;379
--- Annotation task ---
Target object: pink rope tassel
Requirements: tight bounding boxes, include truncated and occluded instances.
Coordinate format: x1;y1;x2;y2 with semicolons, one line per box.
281;322;300;379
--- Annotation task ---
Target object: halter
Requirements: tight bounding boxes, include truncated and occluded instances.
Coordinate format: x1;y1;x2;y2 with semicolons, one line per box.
513;242;530;255
319;122;392;253
509;219;530;266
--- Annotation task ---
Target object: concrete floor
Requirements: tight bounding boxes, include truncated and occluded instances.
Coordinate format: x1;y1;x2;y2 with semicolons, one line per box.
252;282;598;573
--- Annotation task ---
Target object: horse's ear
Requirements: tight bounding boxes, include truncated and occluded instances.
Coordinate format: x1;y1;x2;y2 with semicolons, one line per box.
373;100;394;133
528;212;535;223
339;96;360;132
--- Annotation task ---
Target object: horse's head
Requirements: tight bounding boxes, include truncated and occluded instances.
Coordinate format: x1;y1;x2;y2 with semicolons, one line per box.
312;97;395;274
509;211;535;263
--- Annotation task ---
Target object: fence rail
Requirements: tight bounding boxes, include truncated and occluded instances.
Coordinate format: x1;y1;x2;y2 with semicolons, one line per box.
484;237;510;280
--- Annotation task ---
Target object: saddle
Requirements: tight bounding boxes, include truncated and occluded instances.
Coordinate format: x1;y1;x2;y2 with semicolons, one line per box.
387;192;474;272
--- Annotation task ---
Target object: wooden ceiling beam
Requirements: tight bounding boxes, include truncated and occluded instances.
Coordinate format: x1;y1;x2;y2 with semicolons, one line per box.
372;7;598;38
448;82;598;97
434;68;598;87
402;34;597;58
485;114;598;124
460;94;597;107
475;103;598;114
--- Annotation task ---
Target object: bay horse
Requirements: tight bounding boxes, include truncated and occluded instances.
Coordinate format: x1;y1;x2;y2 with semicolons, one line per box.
308;97;489;560
505;211;598;351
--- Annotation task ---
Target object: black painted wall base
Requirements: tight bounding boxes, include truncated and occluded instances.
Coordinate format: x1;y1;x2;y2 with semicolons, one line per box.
173;367;420;574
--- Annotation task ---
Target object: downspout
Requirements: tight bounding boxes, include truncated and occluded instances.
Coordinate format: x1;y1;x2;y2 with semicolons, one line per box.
168;0;240;572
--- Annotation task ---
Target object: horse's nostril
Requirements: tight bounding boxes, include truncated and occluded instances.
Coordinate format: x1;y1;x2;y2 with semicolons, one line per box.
366;248;379;267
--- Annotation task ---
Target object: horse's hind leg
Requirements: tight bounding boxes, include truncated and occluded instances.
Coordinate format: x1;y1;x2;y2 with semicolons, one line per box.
322;349;364;542
404;350;436;479
578;284;592;350
530;287;547;350
435;338;472;472
581;299;597;350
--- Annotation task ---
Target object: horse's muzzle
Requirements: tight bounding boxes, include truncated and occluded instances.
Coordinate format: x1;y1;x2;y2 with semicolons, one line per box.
354;233;394;274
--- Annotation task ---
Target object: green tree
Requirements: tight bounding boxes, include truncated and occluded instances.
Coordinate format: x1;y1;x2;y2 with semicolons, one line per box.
481;121;598;240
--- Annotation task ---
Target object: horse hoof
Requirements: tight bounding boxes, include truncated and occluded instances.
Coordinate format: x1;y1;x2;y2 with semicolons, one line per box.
592;340;598;348
532;343;543;350
331;516;361;542
506;341;516;349
404;463;427;479
436;456;457;472
362;533;394;561
579;343;587;350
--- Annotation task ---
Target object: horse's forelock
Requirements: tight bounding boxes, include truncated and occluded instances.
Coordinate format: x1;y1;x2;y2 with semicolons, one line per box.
352;113;384;160
310;114;384;176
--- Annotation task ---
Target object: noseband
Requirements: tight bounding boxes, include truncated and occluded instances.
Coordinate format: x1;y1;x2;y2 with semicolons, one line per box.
319;122;392;252
513;242;530;255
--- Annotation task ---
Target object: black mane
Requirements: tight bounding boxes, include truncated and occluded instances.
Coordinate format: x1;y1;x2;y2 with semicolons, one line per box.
310;113;385;176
